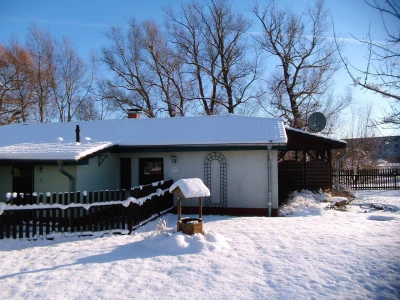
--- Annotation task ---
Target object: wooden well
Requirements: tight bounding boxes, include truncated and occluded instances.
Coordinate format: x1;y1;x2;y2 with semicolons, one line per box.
176;196;203;235
178;217;204;235
169;179;209;235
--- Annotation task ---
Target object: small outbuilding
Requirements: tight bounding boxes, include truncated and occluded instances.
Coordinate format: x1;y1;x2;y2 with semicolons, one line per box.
277;128;347;205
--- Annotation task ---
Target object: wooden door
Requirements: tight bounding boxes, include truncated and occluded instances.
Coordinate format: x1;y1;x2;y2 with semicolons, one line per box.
139;158;164;185
120;158;131;190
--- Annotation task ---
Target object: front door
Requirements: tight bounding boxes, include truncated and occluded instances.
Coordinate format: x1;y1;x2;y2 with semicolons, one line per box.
120;158;132;190
139;158;164;185
12;166;33;194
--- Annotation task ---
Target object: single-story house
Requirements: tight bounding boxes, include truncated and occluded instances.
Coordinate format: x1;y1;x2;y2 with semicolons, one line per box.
0;114;346;216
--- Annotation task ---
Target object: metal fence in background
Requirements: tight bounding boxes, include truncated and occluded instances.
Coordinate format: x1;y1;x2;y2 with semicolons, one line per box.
333;169;399;190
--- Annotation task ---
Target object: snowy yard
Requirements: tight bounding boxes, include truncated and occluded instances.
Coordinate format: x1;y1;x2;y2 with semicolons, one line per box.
0;190;399;299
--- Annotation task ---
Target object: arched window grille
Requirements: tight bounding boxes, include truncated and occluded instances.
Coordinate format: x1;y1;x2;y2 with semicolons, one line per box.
204;152;227;208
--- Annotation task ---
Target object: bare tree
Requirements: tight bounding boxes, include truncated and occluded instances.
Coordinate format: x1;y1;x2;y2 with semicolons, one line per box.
335;0;399;127
141;20;192;117
165;2;221;115
253;0;350;130
101;17;195;118
342;102;379;170
0;39;35;124
100;21;159;118
26;24;56;123
51;37;95;122
165;0;262;115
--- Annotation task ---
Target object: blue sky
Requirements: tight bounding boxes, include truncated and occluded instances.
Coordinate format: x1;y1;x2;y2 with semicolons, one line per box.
0;0;398;136
0;0;390;58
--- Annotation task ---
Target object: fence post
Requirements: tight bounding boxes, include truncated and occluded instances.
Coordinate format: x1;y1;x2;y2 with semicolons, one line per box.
82;191;88;233
70;192;75;233
94;191;99;232
76;191;81;233
87;191;93;232
99;191;104;232
127;203;133;234
105;190;110;231
0;213;3;239
51;193;57;233
45;193;51;235
121;190;126;230
63;192;69;234
58;193;63;233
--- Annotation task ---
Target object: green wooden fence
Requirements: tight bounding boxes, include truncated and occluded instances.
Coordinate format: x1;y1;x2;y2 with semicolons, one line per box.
0;180;174;240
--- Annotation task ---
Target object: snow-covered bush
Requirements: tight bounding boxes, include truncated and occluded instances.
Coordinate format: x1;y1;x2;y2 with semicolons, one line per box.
332;184;356;198
279;189;331;217
153;218;168;236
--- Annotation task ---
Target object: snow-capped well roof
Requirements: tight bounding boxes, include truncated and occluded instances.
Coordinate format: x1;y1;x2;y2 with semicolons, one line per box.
0;115;287;161
169;178;210;198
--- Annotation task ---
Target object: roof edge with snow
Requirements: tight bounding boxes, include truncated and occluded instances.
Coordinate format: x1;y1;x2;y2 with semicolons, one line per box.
285;127;347;150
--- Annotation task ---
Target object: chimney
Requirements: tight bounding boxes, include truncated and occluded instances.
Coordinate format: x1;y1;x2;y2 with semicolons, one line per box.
127;108;141;119
75;125;80;143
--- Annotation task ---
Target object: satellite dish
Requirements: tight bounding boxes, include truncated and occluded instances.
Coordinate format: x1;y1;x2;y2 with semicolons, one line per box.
308;112;326;132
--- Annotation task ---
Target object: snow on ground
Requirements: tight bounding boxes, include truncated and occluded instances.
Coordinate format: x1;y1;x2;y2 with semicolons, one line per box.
0;190;399;299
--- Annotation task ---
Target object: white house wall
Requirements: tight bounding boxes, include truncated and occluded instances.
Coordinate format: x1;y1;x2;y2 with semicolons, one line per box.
0;166;12;201
75;153;119;193
0;165;76;200
123;150;279;209
0;150;279;208
34;165;76;194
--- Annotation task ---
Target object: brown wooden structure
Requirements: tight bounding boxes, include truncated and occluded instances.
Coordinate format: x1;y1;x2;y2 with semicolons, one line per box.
170;186;204;235
278;128;346;205
0;180;174;239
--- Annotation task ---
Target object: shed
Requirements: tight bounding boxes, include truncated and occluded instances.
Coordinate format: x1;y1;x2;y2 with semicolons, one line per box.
277;128;347;205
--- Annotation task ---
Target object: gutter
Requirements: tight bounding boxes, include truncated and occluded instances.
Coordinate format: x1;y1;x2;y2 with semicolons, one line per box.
267;144;273;217
116;142;287;148
335;149;348;193
57;160;74;192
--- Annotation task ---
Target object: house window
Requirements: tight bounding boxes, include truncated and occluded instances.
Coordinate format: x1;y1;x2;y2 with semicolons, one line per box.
12;166;33;194
139;158;164;185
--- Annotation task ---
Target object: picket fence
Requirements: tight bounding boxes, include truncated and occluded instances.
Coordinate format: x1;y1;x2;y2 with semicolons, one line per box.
0;179;174;240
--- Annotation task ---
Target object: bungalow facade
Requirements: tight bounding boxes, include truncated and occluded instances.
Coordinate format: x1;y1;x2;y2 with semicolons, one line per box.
0;114;346;216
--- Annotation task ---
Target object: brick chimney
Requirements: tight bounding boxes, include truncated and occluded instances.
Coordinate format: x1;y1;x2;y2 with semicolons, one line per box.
127;108;141;119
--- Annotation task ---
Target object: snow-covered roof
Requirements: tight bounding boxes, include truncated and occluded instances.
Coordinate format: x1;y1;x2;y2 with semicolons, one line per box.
169;178;210;198
0;141;114;161
285;127;347;145
0;115;286;161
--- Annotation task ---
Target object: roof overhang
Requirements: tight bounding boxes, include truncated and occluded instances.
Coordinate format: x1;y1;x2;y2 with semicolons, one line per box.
0;145;118;165
0;143;287;165
280;128;347;151
113;143;286;153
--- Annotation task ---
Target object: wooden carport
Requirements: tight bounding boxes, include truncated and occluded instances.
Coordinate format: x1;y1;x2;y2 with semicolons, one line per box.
278;128;347;205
